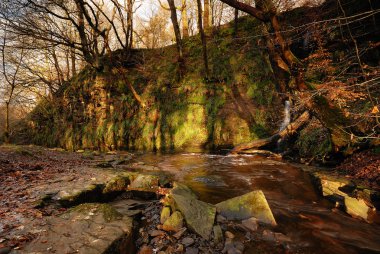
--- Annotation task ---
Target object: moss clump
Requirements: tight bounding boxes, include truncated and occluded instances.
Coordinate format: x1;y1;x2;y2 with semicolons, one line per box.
70;203;123;222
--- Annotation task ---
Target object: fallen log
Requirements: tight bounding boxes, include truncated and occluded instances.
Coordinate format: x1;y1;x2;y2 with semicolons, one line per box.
229;111;311;154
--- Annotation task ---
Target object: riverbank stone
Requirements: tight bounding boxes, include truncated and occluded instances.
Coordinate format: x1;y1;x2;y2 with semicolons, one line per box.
13;203;134;254
162;211;184;232
171;194;216;239
312;172;375;221
215;191;277;226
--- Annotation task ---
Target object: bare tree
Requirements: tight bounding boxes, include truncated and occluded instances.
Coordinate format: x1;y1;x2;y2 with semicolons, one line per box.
196;0;210;78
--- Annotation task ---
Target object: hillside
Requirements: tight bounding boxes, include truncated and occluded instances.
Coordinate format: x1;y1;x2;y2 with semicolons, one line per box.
17;0;379;160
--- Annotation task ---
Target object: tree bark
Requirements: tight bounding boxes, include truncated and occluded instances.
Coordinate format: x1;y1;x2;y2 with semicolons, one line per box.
204;0;211;29
229;111;311;154
196;0;210;78
181;0;189;38
5;102;10;143
167;0;184;61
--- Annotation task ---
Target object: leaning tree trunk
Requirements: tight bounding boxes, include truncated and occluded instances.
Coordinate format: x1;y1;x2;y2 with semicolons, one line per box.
167;0;184;61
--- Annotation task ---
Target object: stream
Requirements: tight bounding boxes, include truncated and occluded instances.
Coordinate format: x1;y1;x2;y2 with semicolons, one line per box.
135;153;380;254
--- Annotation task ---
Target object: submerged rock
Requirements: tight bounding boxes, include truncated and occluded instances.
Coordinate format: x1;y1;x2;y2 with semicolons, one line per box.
171;194;216;239
215;191;277;226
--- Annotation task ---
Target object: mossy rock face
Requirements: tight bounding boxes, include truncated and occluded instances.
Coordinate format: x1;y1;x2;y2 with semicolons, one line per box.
162;211;184;232
171;194;216;239
215;191;277;226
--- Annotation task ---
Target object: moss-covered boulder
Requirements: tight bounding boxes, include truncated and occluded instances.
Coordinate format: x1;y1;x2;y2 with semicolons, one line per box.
160;206;171;224
103;175;130;194
171;194;216;239
128;174;160;191
162;211;184;232
215;191;276;226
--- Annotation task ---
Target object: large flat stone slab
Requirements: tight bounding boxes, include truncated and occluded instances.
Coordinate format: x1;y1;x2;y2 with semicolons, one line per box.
215;191;276;226
12;203;134;254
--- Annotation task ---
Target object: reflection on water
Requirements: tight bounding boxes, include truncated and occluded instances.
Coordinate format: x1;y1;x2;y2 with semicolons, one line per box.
135;153;380;254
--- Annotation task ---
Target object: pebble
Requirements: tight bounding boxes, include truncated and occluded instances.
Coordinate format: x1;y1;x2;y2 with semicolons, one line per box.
185;247;199;254
138;245;153;254
148;230;165;237
225;231;235;239
173;227;187;239
241;217;258;232
181;237;195;247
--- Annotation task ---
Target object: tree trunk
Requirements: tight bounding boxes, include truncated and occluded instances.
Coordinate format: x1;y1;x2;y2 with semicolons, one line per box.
181;0;189;38
229;111;311;154
233;8;239;37
5;102;10;144
196;0;210;78
167;0;185;75
204;0;210;29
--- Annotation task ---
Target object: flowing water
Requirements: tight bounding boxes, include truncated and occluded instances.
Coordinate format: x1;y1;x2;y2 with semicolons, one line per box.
135;153;380;254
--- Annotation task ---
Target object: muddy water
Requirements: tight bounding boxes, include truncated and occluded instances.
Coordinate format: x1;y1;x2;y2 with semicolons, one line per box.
136;153;380;254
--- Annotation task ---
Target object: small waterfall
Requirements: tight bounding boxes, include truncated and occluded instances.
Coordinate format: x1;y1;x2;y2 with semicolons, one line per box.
279;100;291;131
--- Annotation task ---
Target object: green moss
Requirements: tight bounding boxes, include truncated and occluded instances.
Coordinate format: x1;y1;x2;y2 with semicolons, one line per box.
70;203;123;222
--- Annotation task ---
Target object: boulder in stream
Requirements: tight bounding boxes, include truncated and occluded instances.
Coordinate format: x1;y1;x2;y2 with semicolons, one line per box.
171;194;216;239
312;172;375;221
215;191;277;226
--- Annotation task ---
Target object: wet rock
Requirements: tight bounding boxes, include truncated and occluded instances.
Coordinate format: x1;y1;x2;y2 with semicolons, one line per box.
185;247;199;254
16;203;133;254
344;196;372;220
163;211;184;232
182;237;195;247
241;217;258;232
160;206;171;224
312;172;374;221
215;191;277;226
213;225;224;243
170;182;198;199
171;194;216;239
